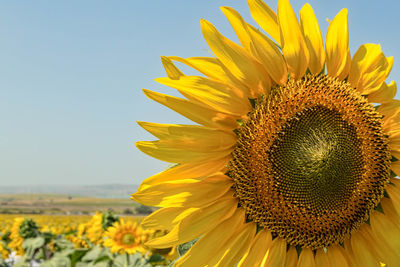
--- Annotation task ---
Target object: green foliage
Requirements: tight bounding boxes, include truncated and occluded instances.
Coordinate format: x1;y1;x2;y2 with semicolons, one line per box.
12;258;31;267
54;238;75;252
123;208;134;215
101;211;119;230
69;248;90;266
81;246;111;262
1;231;10;242
113;253;152;267
136;204;153;215
168;238;198;267
40;255;70;267
22;237;45;259
18;219;40;239
148;254;164;263
177;238;198;257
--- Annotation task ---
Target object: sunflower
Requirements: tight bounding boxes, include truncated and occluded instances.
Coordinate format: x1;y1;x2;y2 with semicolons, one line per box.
103;219;145;254
85;212;105;245
132;0;400;266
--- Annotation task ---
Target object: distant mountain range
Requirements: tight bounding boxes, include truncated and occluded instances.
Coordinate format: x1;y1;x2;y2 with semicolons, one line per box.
0;184;139;199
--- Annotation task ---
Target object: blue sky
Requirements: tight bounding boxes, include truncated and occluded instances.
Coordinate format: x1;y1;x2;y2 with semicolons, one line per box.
1;0;399;186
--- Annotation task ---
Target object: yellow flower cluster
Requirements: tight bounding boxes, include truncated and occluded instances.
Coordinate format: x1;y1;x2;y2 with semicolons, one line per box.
0;214;90;236
0;242;9;260
7;217;25;256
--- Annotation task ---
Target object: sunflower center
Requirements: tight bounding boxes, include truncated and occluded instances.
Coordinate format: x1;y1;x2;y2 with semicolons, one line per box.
229;75;390;249
121;233;136;245
269;106;363;213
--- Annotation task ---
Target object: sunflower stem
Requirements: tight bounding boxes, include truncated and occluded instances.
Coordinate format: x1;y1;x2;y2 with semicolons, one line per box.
125;253;129;267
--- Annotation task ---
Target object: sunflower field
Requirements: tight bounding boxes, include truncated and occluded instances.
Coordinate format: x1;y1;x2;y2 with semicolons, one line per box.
2;0;400;265
0;212;181;267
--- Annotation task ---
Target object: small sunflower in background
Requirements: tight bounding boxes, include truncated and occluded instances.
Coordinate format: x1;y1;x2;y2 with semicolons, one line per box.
84;212;104;245
103;219;145;255
133;0;399;266
83;211;118;245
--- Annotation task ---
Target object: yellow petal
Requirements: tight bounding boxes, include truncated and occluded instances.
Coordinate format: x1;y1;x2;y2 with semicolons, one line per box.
174;208;246;267
348;44;393;95
214;223;256;267
382;108;400;134
381;197;400;226
137;122;236;149
220;6;287;86
364;220;400;267
237;230;272;267
391;161;400;176
247;0;281;44
221;6;252;51
160;56;184;79
368;81;397;104
369;211;400;265
155;76;251;116
390;176;400;186
326;245;350;267
140;207;196;231
314;249;329;267
263;237;287;267
135;140;232;163
384;120;400;136
168;56;246;93
389;135;400;160
145;195;238;248
200;19;270;97
221;7;287;86
143;89;239;131
137;155;230;191
300;3;325;75
387;181;400;216
297;248;315;267
325;9;351;80
378;100;400;118
277;0;310;79
285;246;298;267
349;225;381;267
247;24;288;85
131;174;233;207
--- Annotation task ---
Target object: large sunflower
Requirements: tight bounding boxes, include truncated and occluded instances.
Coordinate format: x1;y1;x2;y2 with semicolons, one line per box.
133;0;400;266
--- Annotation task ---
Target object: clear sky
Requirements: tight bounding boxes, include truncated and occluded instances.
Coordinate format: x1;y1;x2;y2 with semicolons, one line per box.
1;0;399;186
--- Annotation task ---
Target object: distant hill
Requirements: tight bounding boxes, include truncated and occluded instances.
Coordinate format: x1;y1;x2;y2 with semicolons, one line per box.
0;184;138;199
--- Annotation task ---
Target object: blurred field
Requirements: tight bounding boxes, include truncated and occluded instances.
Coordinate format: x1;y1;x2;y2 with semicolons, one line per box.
0;193;147;215
0;214;143;236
